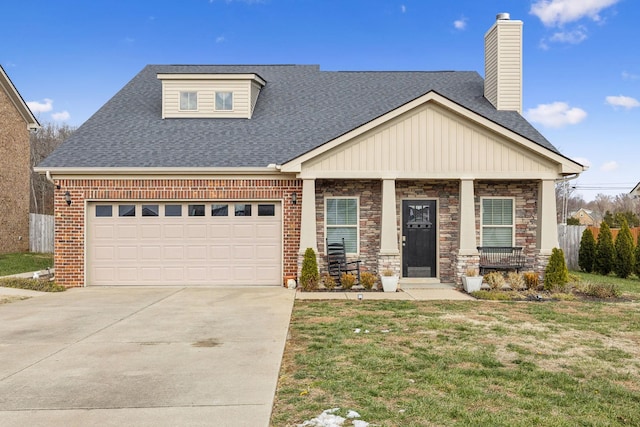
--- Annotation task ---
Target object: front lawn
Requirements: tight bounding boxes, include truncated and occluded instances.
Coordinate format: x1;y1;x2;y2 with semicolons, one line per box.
0;252;53;276
272;297;640;426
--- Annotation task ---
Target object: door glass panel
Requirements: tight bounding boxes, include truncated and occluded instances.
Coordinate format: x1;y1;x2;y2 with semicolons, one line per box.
258;204;275;216
211;204;228;216
235;204;252;217
165;205;182;217
188;204;205;216
95;205;112;217
119;205;136;217
142;205;159;217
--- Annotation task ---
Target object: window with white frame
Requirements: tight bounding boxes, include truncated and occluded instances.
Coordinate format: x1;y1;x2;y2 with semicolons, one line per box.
481;198;514;247
326;197;358;253
179;91;197;111
215;91;233;111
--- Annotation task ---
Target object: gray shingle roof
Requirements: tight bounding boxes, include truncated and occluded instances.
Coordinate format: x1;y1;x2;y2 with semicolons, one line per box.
38;64;558;168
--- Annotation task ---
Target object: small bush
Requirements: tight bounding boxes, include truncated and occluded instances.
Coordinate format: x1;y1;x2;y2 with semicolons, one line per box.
595;222;615;275
581;282;622;299
523;271;539;290
340;272;357;290
484;272;505;290
360;272;376;290
0;278;66;292
544;248;569;292
507;272;525;290
470;290;511;300
321;273;336;290
578;228;596;273
300;248;319;291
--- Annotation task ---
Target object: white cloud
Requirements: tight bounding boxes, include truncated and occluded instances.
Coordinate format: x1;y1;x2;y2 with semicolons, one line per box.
51;111;70;121
601;160;618;172
530;0;620;27
606;95;640;109
549;26;588;43
454;17;467;30
27;98;53;113
400;4;406;13
572;157;592;168
525;102;587;128
622;71;640;80
215;36;226;43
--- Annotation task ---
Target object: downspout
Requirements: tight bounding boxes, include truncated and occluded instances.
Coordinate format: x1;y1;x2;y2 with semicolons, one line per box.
45;171;61;189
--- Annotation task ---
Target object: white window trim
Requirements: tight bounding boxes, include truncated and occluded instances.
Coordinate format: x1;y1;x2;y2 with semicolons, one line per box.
324;196;360;255
214;91;234;112
480;196;515;247
179;91;198;112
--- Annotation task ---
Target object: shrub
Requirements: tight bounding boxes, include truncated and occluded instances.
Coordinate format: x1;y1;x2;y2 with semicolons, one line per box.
484;272;505;290
544;247;569;292
360;272;376;290
470;290;512;300
578;228;596;273
614;219;635;279
595;222;615;275
300;248;319;291
507;272;525;290
566;217;580;225
635;237;640;278
522;271;539;290
340;272;357;290
581;282;621;299
321;273;336;290
0;277;66;292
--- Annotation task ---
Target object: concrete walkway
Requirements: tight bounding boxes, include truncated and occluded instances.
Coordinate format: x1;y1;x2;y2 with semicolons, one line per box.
295;286;476;301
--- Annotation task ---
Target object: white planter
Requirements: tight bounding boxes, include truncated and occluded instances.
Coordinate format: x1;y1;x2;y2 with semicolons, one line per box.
380;275;399;292
462;276;483;293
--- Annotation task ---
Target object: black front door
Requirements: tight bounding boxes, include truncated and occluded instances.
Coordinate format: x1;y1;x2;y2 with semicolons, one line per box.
402;200;437;278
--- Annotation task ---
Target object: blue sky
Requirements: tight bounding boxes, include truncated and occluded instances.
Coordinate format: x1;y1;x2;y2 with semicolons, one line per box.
2;0;638;201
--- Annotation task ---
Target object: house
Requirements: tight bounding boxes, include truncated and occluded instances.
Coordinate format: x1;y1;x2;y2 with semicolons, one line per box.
570;208;596;226
36;13;584;288
0;65;40;254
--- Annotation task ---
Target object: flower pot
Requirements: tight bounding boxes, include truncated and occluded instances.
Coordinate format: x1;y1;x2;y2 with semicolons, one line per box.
462;276;483;293
380;275;399;292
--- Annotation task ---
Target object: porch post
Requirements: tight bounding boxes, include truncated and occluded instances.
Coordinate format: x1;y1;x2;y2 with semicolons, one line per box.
537;179;559;255
299;178;318;254
458;179;478;255
380;179;399;255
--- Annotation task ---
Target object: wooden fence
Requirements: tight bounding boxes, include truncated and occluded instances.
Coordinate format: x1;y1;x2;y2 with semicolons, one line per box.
29;213;54;253
558;224;640;270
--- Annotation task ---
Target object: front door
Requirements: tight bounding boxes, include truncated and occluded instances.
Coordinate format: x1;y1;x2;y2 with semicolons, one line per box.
402;200;437;278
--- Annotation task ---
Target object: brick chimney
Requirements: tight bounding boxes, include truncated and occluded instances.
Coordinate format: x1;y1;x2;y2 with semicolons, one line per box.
484;13;523;114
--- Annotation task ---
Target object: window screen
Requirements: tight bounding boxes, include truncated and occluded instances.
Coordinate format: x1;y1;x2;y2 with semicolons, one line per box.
326;198;358;253
482;198;514;246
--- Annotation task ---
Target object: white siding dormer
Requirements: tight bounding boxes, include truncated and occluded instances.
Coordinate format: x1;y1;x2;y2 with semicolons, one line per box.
157;73;266;119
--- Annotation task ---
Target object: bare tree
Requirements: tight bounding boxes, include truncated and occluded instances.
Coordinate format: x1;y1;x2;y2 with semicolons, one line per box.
30;123;75;214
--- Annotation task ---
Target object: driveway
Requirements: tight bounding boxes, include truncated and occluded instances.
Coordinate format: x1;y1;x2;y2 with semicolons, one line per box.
0;287;295;427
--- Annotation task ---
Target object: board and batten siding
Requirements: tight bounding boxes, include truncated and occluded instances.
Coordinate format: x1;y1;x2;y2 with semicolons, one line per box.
484;18;522;114
303;102;557;178
162;80;253;118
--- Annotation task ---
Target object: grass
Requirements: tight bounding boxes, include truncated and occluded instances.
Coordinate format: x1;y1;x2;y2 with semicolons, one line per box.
272;283;640;426
0;252;53;276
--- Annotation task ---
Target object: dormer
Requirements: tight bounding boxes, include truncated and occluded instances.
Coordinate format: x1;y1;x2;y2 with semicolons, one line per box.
157;73;266;119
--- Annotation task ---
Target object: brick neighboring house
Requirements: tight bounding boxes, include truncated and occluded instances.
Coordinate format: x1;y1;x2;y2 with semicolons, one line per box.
0;65;40;254
37;14;585;288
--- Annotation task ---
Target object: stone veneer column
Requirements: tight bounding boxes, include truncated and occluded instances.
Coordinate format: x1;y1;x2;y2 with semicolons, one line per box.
299;178;318;254
378;179;401;275
455;179;479;284
537;179;559;255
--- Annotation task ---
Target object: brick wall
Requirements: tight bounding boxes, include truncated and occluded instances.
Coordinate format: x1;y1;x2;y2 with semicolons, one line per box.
54;178;301;287
0;88;30;254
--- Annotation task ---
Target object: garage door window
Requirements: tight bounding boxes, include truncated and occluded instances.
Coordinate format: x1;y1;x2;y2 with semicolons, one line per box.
95;205;112;217
235;204;251;216
258;204;275;216
212;204;228;216
188;204;205;216
165;205;182;217
119;205;136;217
142;205;159;216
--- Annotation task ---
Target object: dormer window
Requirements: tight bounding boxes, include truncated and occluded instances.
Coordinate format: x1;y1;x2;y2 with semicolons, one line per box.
215;91;233;111
180;91;197;111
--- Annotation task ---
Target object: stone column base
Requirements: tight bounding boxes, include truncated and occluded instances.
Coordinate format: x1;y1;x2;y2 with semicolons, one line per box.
378;254;401;277
455;253;480;286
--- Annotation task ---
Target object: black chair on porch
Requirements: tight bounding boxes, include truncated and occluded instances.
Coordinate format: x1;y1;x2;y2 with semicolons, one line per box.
326;238;361;285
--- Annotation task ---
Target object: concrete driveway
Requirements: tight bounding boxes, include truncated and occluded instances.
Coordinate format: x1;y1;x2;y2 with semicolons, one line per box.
0;287;295;427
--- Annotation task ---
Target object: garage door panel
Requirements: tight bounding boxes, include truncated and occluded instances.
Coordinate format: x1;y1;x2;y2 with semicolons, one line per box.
88;201;281;286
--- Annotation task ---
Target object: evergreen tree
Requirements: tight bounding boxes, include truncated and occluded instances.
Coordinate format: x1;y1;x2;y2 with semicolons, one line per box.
635;236;640;278
299;247;319;291
578;228;596;273
595;222;615;275
614;219;634;278
544;248;569;292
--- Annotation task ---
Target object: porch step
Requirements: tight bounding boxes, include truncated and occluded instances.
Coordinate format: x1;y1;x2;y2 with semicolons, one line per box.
399;278;457;290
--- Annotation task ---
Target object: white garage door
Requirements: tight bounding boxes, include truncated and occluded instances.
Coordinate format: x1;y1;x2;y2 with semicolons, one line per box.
87;201;282;286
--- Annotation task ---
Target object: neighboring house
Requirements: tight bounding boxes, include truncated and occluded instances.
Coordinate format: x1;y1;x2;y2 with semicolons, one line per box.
0;65;40;254
36;14;584;287
630;182;640;198
570;208;596;226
